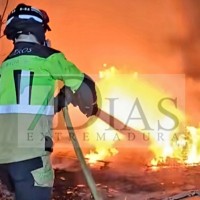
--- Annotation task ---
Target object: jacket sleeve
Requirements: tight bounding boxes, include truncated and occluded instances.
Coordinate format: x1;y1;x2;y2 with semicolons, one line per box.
44;52;84;91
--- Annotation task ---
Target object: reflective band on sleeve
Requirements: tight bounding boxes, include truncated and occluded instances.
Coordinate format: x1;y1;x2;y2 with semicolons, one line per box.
0;105;54;115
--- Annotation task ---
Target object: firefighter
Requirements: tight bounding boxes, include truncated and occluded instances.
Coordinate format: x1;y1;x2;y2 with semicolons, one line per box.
0;3;98;200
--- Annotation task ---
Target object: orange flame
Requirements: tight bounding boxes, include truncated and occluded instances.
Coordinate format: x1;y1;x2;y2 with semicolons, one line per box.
85;66;200;168
85;65;186;166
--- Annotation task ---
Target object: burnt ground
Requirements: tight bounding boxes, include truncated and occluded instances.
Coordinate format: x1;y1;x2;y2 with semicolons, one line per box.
53;166;200;200
51;148;200;200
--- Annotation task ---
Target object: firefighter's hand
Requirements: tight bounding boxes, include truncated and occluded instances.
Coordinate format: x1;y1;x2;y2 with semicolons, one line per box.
73;74;99;117
54;86;74;113
75;93;99;117
83;102;99;117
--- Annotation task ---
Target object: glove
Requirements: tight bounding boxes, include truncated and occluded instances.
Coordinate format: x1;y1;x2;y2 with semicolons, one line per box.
73;74;99;117
54;74;99;117
74;92;98;117
54;86;74;113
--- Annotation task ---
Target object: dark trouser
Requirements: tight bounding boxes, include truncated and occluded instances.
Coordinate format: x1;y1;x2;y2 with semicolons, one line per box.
0;157;53;200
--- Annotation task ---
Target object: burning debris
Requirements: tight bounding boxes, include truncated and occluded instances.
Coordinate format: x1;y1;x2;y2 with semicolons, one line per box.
87;159;111;170
149;126;200;169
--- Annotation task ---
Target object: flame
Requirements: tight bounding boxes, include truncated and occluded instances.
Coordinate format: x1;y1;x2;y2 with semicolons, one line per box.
185;127;200;164
85;65;200;167
85;110;124;164
85;66;124;163
85;65;187;165
150;126;200;167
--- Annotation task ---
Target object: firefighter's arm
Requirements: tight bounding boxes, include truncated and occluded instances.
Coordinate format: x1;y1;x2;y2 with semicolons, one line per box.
46;52;98;116
46;52;84;90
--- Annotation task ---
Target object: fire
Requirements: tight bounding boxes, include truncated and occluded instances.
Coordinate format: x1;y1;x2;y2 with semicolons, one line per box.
149;126;200;167
185;126;200;164
85;65;200;167
85;66;124;164
85;112;124;164
85;65;185;165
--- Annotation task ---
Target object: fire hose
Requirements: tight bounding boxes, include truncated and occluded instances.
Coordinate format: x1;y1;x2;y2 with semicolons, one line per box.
62;106;103;200
96;108;142;135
